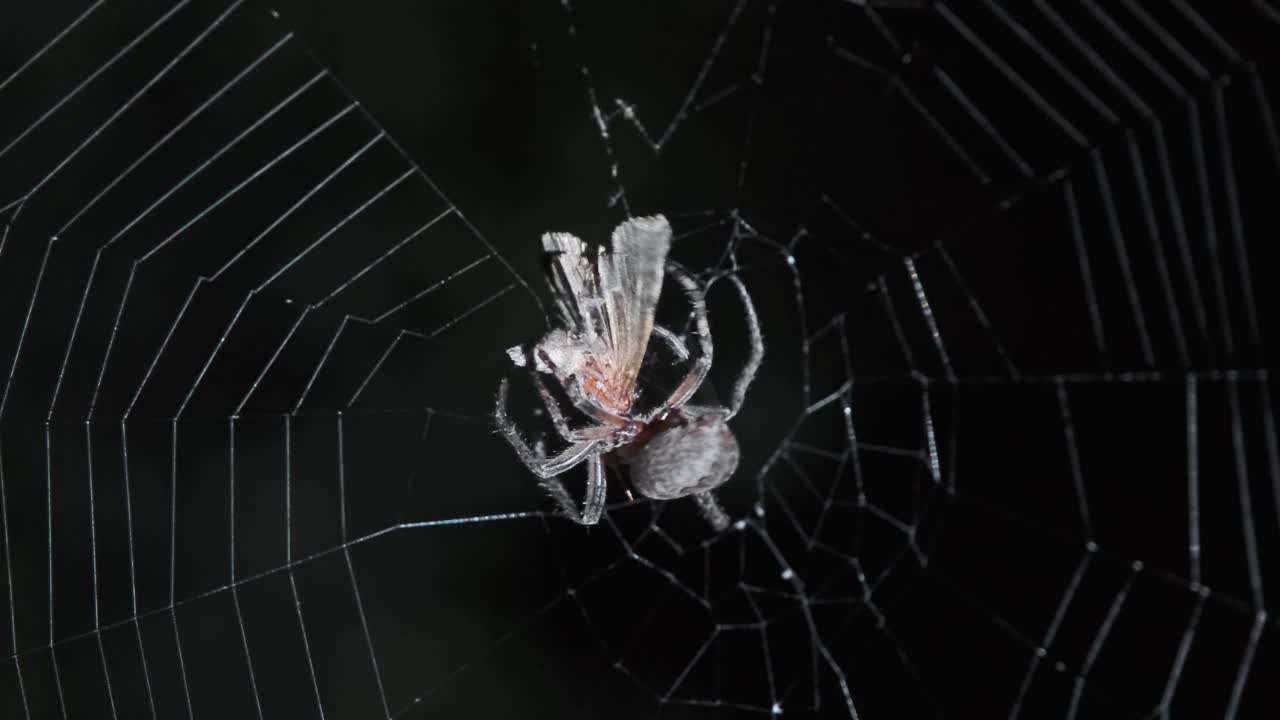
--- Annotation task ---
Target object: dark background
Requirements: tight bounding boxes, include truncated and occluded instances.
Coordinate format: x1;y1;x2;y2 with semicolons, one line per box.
1;0;1278;718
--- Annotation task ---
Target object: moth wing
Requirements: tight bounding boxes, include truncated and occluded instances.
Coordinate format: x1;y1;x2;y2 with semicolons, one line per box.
597;215;671;394
541;232;606;339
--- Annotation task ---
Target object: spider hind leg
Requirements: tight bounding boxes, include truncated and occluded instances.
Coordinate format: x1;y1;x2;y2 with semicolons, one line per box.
693;491;729;531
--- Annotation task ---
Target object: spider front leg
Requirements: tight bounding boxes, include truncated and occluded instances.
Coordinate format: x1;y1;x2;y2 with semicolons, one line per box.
580;455;607;525
495;378;599;478
641;264;714;423
650;324;691;362
532;347;630;430
495;378;609;525
655;270;764;421
512;344;624;443
535;455;607;525
527;369;585;443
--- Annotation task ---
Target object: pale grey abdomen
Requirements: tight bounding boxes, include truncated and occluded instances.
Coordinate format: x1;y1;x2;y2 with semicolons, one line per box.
628;416;740;500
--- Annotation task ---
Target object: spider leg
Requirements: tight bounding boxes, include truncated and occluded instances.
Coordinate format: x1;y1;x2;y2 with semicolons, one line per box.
722;273;763;419
528;369;587;443
538;475;586;523
693;491;729;532
650;324;691;362
581;455;607;525
534;347;630;428
641;264;713;423
497;378;615;526
536;457;606;525
677;404;731;421
495;378;599;478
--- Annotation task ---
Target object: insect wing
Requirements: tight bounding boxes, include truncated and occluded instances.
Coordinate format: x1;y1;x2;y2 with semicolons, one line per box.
537;216;671;403
542;231;606;339
597;215;671;395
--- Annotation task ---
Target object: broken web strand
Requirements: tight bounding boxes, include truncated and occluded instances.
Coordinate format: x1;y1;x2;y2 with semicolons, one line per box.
556;0;779;214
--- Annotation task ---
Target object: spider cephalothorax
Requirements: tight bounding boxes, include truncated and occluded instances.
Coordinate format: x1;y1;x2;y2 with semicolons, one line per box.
495;215;763;530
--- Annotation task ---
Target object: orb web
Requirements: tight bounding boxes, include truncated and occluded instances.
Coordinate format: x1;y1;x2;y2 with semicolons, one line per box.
1;1;1277;718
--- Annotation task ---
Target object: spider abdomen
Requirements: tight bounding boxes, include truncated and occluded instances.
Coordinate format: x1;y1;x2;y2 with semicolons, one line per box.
627;411;740;501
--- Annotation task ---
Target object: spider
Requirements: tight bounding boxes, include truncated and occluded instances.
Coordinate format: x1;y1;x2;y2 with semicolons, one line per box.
495;214;763;530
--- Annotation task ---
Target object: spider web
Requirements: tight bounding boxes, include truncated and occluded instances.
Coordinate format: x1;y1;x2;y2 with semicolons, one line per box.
1;0;1278;718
